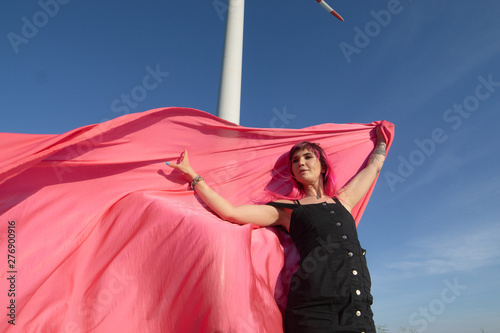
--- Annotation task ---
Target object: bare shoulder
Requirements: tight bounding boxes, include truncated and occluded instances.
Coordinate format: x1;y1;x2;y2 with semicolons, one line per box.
265;199;294;231
273;199;296;204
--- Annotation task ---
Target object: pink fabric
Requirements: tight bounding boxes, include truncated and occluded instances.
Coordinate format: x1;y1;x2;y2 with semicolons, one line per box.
0;107;394;332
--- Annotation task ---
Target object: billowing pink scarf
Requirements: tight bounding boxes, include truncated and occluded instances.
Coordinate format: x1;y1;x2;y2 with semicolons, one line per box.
0;107;394;332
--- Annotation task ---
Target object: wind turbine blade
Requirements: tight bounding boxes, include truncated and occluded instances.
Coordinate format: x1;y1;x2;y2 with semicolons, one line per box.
316;0;344;21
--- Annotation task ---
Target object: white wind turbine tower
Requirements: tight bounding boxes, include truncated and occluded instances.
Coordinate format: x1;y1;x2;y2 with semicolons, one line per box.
216;0;344;125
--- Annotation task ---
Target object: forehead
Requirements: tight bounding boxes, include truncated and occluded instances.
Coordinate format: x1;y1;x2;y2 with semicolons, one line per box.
292;148;316;159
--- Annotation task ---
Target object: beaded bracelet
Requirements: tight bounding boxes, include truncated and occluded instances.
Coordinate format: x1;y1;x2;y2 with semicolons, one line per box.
190;175;204;190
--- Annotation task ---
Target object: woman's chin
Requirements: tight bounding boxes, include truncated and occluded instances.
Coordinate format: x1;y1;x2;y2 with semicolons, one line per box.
297;178;317;186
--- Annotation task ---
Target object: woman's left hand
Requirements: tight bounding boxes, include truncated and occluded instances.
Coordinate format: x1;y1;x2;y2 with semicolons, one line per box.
376;125;386;144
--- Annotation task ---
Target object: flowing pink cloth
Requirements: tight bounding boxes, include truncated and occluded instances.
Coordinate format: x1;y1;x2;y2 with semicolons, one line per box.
0;107;394;333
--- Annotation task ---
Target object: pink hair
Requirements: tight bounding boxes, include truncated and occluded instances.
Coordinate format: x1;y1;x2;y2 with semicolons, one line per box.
256;141;337;202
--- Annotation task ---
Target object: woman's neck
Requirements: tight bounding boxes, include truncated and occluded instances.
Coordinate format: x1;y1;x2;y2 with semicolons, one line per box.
303;183;324;200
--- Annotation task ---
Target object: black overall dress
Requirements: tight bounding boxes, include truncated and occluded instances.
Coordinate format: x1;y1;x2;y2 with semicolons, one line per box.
267;198;375;333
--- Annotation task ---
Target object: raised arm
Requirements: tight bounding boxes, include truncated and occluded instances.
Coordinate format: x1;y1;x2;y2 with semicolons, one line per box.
166;150;285;227
336;126;387;212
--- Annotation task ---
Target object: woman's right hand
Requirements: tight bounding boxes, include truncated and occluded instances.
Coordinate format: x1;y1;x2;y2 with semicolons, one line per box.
166;149;197;181
166;150;283;227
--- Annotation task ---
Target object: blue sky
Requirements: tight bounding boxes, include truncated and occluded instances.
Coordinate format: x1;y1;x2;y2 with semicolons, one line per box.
1;1;499;332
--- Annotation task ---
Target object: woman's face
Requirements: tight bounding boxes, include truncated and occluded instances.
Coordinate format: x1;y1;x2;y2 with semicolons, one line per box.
291;149;324;185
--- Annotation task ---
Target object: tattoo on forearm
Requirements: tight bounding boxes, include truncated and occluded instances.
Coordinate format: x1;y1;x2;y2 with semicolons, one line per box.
370;142;386;170
373;142;386;156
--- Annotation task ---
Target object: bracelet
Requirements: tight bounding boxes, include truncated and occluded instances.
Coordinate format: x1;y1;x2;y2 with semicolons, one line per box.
190;175;204;190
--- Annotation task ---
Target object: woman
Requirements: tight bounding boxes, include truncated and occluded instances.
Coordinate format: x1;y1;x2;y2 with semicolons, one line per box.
166;126;387;333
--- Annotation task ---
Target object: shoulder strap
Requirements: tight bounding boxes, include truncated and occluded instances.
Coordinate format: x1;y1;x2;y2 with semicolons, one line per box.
266;202;297;209
332;197;340;204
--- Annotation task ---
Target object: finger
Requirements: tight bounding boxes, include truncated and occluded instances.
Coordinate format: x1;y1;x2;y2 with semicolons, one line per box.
166;161;183;168
167;150;186;167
